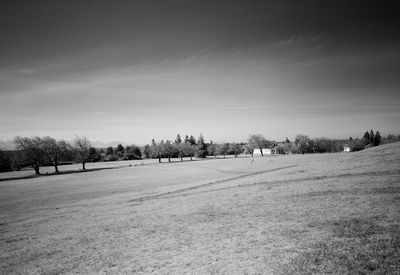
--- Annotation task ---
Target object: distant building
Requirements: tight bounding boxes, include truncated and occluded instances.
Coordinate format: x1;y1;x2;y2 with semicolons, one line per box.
253;147;283;156
253;142;293;156
253;149;271;156
343;145;351;152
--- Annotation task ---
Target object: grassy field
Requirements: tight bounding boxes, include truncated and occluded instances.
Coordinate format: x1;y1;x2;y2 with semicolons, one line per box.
1;143;399;274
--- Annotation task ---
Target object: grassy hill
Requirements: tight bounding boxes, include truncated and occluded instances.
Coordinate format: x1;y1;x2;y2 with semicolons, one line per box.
1;142;399;274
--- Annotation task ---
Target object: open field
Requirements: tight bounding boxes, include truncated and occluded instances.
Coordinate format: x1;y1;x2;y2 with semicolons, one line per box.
1;143;399;274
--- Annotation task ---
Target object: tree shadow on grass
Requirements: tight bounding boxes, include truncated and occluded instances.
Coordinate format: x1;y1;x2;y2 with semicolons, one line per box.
0;165;131;182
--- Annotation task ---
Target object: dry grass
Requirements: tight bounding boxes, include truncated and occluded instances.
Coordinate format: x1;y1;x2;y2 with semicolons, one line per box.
0;142;399;274
281;216;400;274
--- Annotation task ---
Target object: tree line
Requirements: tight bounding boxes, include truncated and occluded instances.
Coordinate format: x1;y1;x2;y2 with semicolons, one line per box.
348;130;382;151
9;136;92;174
289;130;384;154
0;130;398;174
143;134;247;163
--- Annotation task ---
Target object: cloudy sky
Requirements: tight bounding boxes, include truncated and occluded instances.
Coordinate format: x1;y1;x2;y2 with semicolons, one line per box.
1;0;399;144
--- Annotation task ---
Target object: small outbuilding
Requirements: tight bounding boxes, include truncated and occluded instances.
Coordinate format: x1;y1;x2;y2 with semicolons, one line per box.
253;148;282;156
343;145;351;152
253;149;270;156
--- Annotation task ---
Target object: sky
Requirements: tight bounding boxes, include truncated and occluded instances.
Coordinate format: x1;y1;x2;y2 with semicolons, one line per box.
0;0;399;144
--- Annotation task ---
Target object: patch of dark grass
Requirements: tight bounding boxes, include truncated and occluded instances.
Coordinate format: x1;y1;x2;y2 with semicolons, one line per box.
0;165;131;182
329;217;384;238
300;189;356;197
371;186;400;194
280;237;400;274
297;185;400;199
279;217;400;274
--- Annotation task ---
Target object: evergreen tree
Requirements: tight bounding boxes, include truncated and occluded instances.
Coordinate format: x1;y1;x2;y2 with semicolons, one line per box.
116;144;125;158
363;131;370;140
0;150;12;172
374;131;381;146
184;135;190;144
196;134;207;158
106;146;114;156
369;130;375;144
189;135;196;146
175;134;182;144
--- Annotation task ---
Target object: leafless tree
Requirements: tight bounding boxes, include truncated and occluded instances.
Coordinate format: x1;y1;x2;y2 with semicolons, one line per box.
164;140;175;162
74;136;91;170
293;134;311;154
42;136;70;173
217;143;230;159
181;142;194;161
13;136;43;174
230;143;243;158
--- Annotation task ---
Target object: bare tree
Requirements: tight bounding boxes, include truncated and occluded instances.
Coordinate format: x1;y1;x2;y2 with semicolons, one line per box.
181;142;194;161
74;136;91;170
175;134;185;161
164;140;175;162
293;134;311;154
13;136;43;174
176;143;185;161
42;136;70;173
142;144;151;159
230;143;243;158
217;143;230;159
208;141;217;159
150;139;162;163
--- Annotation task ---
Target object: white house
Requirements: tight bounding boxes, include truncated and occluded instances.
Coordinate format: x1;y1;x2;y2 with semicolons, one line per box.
253;148;271;156
253;148;281;156
343;145;351;152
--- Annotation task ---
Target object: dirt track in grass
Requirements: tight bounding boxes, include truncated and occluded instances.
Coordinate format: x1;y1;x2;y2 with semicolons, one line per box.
1;142;399;274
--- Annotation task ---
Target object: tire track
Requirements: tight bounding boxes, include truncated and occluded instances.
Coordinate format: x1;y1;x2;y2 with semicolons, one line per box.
128;164;298;203
192;164;245;174
129;169;400;203
129;168;400;205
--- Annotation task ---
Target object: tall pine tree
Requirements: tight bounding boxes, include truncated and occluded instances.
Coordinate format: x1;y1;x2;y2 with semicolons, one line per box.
374;131;381;146
369;130;375;144
196;134;207;158
189;135;196;146
175;134;182;144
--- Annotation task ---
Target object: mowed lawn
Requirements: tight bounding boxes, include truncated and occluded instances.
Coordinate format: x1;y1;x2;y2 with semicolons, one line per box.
1;143;399;274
